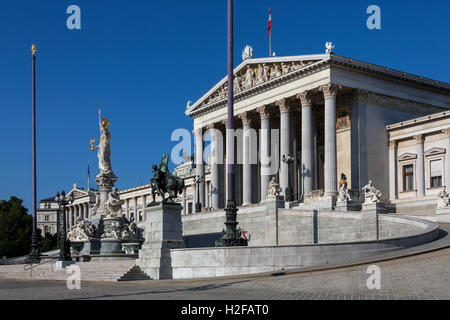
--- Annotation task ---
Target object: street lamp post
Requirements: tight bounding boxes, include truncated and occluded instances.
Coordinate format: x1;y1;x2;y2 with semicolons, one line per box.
55;191;74;267
194;175;203;213
215;0;248;247
282;154;295;202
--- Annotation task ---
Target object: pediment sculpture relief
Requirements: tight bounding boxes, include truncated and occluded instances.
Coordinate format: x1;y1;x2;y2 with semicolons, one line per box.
200;60;315;108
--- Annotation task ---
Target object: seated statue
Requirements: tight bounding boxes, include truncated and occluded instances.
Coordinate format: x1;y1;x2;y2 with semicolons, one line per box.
67;217;94;241
437;190;450;208
106;187;124;217
361;180;381;204
337;173;352;202
267;176;282;197
90;193;101;215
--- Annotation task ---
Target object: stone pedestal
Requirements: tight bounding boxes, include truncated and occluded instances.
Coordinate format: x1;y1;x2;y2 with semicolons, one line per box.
263;195;285;246
436;207;450;223
335;200;358;212
136;203;185;280
90;214;105;238
70;241;88;256
361;202;384;240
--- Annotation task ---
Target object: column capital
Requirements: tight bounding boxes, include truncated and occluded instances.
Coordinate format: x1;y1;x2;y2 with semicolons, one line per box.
205;123;220;131
389;140;397;149
296;91;313;106
319;83;341;99
414;134;425;144
237;112;253;125
442;128;450;137
256;105;271;119
275;98;290;113
193;127;203;136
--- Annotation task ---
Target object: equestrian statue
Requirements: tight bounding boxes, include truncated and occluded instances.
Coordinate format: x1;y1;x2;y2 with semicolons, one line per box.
150;154;185;204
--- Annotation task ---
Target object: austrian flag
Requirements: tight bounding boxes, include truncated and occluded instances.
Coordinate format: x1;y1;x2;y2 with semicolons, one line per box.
268;8;272;37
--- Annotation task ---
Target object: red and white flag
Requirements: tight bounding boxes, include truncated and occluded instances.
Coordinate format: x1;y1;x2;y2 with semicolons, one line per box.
267;8;272;37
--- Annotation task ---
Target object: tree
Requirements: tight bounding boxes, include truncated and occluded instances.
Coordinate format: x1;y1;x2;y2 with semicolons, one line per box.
0;197;32;258
40;231;58;252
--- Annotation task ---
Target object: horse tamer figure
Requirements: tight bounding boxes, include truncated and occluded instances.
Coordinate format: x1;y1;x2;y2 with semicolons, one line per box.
150;154;185;204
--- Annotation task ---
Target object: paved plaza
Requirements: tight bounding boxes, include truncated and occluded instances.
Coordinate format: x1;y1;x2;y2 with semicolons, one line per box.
1;245;449;300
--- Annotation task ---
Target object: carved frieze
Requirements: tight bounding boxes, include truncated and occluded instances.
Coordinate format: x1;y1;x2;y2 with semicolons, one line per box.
194;60;316;113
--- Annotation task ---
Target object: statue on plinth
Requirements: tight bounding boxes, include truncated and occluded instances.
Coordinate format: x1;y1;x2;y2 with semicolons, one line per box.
105;187;124;218
67;218;95;241
362;180;381;204
90;109;113;176
337;173;352;202
149;154;185;204
437;190;450;208
267;176;282;197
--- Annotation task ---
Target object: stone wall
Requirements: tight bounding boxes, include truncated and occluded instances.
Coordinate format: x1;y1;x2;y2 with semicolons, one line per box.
171;215;439;279
181;202;427;248
182;204;267;246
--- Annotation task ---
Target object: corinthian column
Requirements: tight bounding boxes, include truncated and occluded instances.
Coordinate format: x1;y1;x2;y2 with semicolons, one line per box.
206;123;223;209
443;129;450;191
389;140;397;200
320;83;341;196
276;98;291;198
414;134;425;196
194;128;205;208
297;91;314;196
257;105;271;201
238;112;255;206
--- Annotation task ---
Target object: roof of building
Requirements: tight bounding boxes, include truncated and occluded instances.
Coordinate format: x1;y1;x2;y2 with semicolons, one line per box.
186;53;450;118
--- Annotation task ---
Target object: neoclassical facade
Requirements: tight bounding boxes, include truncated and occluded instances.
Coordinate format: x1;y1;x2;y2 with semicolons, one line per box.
38;52;450;234
185;52;450;210
388;111;450;216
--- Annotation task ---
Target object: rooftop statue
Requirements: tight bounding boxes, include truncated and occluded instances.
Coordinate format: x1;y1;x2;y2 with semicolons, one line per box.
90;109;113;175
150;154;185;204
325;42;335;54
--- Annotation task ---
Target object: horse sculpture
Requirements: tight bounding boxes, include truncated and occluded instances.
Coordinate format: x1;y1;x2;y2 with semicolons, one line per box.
150;154;185;204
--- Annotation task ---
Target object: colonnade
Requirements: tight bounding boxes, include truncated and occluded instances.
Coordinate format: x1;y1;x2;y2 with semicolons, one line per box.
193;83;341;210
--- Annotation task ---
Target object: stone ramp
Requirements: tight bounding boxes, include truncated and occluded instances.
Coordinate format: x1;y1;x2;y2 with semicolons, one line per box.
0;260;151;282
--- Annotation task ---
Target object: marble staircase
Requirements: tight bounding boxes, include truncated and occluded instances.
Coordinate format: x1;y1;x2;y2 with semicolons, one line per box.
0;260;151;282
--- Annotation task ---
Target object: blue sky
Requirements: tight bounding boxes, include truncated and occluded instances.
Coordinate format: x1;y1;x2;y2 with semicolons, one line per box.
0;0;449;211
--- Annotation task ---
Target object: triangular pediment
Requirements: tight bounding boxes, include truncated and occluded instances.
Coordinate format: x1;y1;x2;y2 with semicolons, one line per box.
185;54;329;117
397;153;417;161
424;147;446;157
67;186;90;199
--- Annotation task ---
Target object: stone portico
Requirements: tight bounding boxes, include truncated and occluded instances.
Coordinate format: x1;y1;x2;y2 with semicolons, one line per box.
185;53;450;211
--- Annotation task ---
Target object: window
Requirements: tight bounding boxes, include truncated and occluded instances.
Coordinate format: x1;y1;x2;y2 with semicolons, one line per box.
188;202;193;214
403;164;414;191
430;159;443;188
44;215;50;222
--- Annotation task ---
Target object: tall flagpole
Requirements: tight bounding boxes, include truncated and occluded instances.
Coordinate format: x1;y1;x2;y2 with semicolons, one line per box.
215;0;247;247
27;44;40;263
268;7;272;57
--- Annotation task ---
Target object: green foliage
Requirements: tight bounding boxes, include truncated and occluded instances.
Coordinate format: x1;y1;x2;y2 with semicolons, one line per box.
40;232;58;252
0;197;32;258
